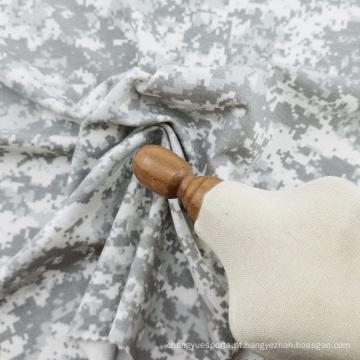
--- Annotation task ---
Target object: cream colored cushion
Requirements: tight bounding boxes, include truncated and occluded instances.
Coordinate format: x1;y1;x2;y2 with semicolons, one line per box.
195;177;360;360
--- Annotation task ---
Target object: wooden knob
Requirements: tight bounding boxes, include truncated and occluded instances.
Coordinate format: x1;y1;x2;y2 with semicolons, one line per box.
132;145;223;221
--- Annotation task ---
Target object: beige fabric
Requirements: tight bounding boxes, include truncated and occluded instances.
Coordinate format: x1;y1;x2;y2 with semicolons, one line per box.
195;177;360;360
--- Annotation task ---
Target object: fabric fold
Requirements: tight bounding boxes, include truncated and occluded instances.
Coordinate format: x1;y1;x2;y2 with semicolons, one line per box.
2;2;360;359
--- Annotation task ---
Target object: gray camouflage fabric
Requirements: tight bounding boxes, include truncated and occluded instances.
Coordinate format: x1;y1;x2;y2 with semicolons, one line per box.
0;0;360;359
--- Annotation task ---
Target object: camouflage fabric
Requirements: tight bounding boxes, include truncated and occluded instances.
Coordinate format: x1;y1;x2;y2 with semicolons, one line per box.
0;0;359;359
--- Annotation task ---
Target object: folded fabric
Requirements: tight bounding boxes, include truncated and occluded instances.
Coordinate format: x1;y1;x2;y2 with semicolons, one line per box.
1;1;360;359
195;176;360;360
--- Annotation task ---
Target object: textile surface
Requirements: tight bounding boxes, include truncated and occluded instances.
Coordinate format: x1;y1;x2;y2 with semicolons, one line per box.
0;0;359;359
195;177;360;360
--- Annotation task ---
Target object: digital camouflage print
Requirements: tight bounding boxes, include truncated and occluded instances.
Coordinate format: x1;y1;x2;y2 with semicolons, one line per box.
0;0;359;359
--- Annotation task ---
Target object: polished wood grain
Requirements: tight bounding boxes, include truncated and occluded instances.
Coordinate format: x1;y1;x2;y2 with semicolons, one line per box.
132;145;223;221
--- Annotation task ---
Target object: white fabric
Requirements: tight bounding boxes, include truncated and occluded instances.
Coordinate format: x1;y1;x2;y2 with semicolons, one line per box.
195;177;360;360
78;340;117;360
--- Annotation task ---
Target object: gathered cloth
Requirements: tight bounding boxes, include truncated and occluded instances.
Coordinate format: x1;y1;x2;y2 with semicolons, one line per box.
0;1;360;359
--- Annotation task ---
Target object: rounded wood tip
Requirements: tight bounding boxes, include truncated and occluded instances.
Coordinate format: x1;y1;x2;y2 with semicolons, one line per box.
132;145;223;221
132;145;193;199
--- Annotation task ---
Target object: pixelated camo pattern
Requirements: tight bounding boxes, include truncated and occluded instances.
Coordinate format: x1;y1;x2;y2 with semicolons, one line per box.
0;0;360;359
